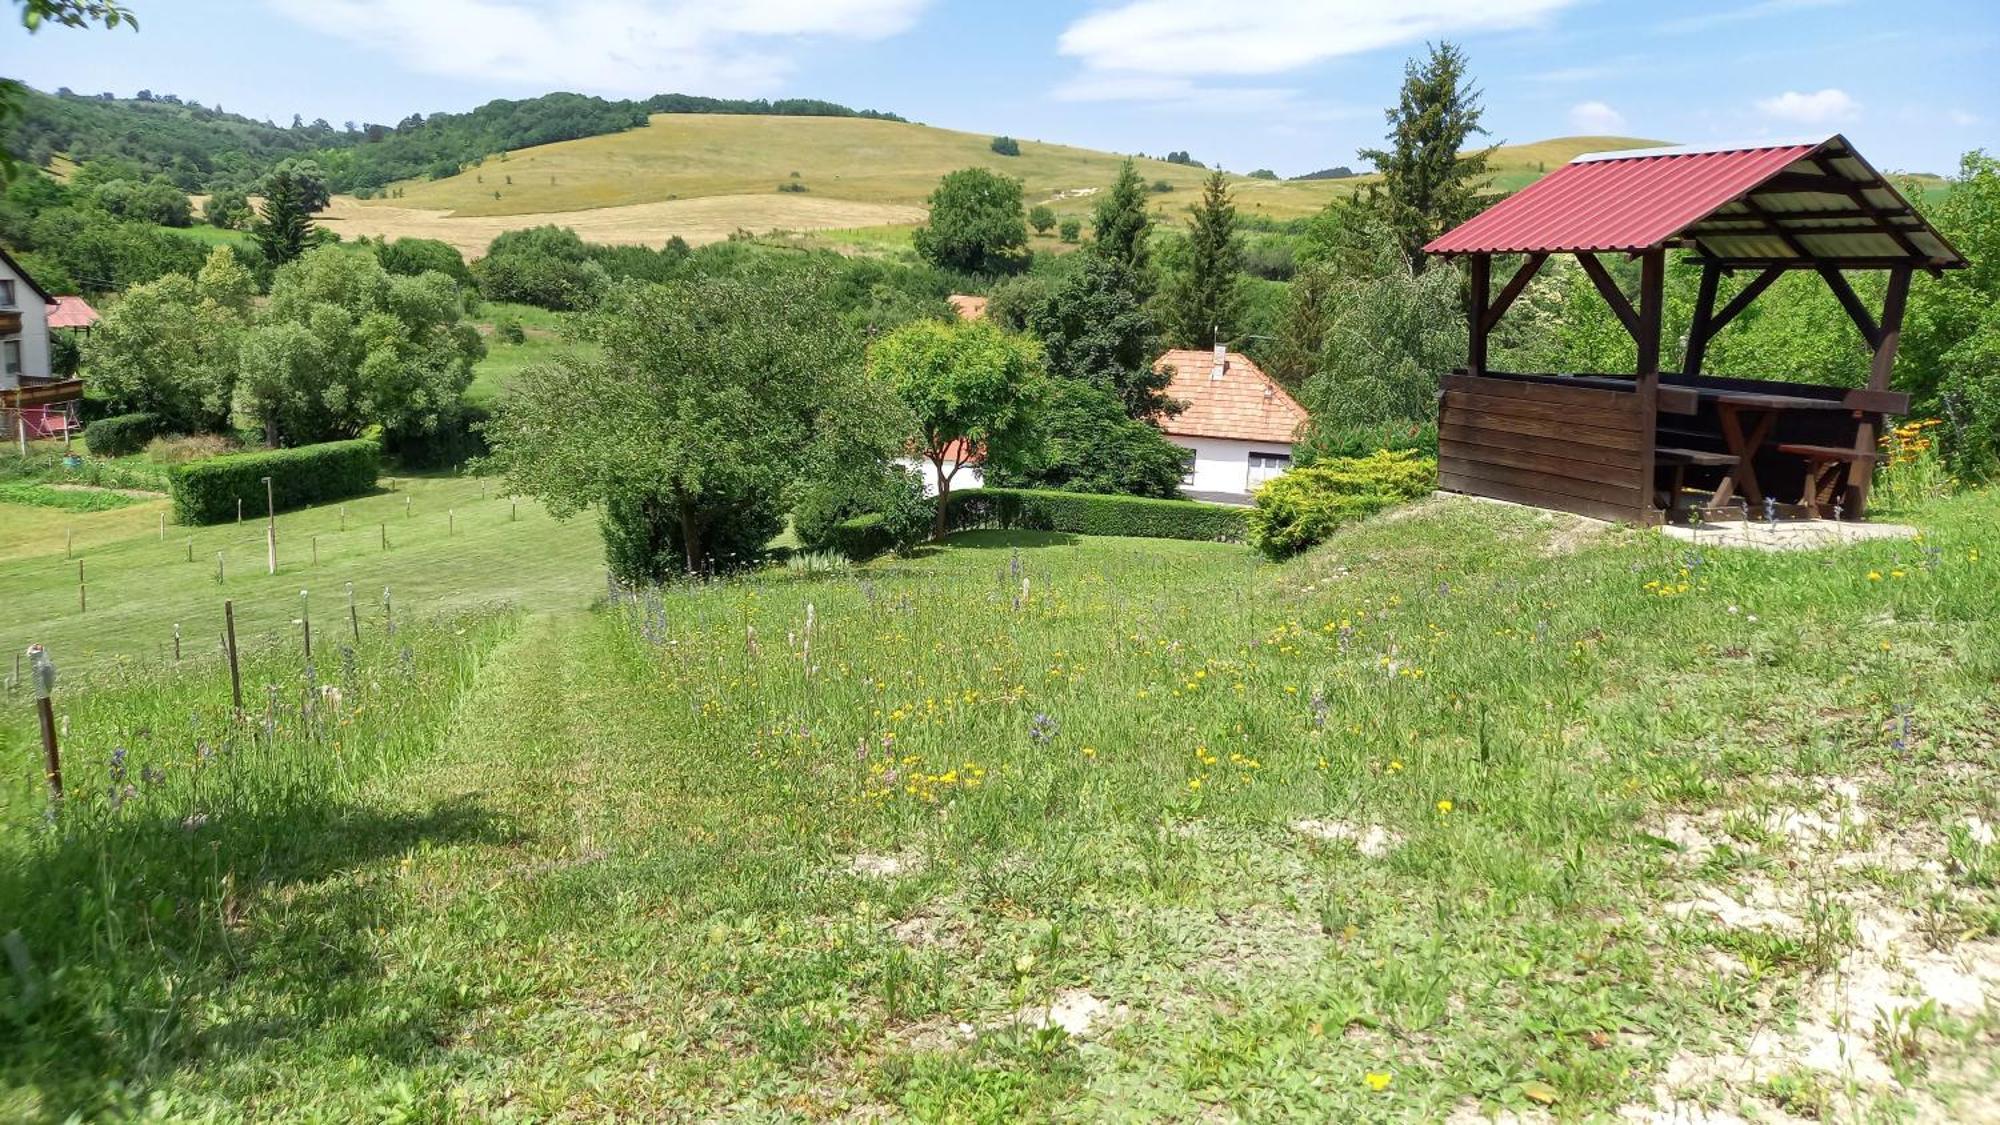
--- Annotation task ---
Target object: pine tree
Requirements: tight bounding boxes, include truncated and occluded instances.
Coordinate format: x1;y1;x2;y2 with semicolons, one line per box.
1358;41;1495;273
253;169;315;266
1161;171;1244;348
1091;160;1155;291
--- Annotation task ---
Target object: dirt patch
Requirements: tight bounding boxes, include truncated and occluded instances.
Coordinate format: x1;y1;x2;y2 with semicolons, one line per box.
321;194;925;258
850;852;918;879
1291;818;1400;858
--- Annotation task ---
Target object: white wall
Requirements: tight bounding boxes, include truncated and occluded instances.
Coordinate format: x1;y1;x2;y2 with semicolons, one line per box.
0;259;51;390
903;456;984;498
1168;435;1294;496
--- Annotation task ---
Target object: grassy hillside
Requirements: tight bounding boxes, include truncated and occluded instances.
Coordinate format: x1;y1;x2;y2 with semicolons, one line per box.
341;116;1670;251
2;484;1995;1119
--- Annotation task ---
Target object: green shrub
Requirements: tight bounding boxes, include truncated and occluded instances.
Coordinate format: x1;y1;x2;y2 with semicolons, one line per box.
945;487;1247;542
1298;418;1438;462
1246;450;1436;560
167;439;381;525
84;412;164;457
796;465;932;561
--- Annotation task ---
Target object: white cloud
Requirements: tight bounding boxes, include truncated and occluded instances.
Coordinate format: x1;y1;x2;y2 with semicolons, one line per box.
1056;0;1581;80
1755;88;1859;124
267;0;929;98
1567;101;1626;133
1948;108;1981;127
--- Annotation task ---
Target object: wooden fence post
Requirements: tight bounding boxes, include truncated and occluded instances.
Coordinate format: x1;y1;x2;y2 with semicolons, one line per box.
383;586;394;636
224;599;243;718
347;582;360;643
263;475;276;576
300;589;312;661
173;622;181;662
76;559;85;614
28;645;61;801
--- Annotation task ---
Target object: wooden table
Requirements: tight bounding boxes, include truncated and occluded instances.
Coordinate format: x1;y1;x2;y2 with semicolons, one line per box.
1701;390;1850;508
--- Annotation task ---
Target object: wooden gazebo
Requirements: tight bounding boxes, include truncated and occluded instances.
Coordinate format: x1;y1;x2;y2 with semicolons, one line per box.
1424;135;1965;524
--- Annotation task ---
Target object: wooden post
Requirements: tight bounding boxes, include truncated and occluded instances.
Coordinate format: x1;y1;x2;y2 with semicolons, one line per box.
1848;265;1913;518
347;582;360;643
27;645;60;801
1684;260;1722;376
236;497;243;524
216;551;224;584
76;559;84;613
1467;254;1492;376
300;589;312;661
448;508;455;536
15;416;26;457
340;504;347;531
404;495;411;519
1635;249;1666;522
510;497;518;523
380;522;387;550
224;599;243;717
65;527;72;558
263;475;276;576
173;623;181;662
311;536;318;567
383;586;394;636
186;536;193;563
159;511;166;541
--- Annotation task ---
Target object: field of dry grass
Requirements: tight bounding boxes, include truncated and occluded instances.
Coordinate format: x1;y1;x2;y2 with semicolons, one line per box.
330;118;1677;257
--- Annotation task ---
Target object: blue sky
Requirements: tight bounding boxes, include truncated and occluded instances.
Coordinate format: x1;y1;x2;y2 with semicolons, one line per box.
4;0;1994;177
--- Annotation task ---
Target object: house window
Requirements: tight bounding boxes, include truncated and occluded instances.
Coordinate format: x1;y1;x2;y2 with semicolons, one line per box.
1;339;20;377
1179;447;1198;485
0;280;15;308
1246;450;1291;489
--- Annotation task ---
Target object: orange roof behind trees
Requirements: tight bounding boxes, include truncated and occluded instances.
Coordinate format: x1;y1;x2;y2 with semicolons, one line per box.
47;296;100;329
1154;349;1306;445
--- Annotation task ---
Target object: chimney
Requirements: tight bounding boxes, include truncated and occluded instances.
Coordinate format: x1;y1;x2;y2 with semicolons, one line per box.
1210;342;1227;382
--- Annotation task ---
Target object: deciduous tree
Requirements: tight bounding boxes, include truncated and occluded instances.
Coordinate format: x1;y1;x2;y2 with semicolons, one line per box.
912;167;1027;275
869;318;1043;537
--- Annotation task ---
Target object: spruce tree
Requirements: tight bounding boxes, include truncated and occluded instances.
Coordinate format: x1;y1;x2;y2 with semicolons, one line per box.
1161;171;1244;348
1091;160;1155;290
253;169;315;266
1358;41;1494;273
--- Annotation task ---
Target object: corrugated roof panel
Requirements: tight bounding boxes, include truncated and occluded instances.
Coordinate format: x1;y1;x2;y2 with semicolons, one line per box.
1424;135;1967;268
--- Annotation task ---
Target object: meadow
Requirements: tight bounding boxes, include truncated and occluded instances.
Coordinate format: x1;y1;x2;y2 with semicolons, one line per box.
1;473;1995;1120
329;117;1671;257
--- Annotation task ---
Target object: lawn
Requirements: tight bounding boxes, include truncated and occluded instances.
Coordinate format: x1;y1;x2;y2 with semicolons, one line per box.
1;489;1995;1120
467;301;591;405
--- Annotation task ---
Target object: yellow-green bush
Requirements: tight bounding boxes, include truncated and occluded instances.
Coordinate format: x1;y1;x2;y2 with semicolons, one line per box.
1247;450;1436;559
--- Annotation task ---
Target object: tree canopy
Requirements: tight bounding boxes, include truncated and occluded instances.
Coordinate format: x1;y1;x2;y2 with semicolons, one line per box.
1357;41;1494;273
912;167;1028;275
1160;171;1246;349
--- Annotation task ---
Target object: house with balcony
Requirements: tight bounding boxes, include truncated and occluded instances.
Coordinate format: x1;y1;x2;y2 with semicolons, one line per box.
0;248;82;438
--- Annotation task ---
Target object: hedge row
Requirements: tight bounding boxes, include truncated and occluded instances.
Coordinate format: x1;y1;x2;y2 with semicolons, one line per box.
1245;450;1437;559
169;439;382;526
84;412;163;458
944;487;1248;542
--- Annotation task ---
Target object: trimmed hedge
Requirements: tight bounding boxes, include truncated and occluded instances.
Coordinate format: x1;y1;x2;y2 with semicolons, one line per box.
1246;450;1436;559
169;440;381;526
84;413;163;458
945;487;1248;542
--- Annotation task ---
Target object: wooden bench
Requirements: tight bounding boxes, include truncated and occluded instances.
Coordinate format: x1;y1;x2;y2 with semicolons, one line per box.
1655;446;1740;514
1775;443;1876;518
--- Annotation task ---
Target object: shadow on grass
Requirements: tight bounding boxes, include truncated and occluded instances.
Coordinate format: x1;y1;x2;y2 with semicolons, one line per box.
939;530;1082;550
0;791;516;1119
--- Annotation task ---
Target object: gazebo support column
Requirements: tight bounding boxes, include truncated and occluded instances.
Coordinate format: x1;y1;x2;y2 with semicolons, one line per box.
1846;265;1912;517
1634;250;1665;519
1467;254;1491;375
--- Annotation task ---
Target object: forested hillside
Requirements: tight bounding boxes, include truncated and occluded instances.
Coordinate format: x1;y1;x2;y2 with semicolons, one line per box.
2;86;906;195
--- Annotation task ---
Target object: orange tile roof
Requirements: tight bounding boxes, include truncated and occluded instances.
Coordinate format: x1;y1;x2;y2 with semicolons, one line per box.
46;295;99;329
1154;349;1307;445
948;294;989;321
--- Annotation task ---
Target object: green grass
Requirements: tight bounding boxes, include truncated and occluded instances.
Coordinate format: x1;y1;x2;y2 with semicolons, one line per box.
0;481;147;513
0;470;606;666
467;301;591;405
2;488;1997;1119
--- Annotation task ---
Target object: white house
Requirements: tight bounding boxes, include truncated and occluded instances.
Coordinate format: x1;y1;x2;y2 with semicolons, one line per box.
0;247;53;393
1155;347;1307;502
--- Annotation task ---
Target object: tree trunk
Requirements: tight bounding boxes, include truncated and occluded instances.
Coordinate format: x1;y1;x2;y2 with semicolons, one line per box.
675;489;704;575
263;410;278;449
931;455;958;542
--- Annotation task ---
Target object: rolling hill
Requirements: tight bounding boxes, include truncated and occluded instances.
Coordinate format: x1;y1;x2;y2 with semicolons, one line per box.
328;115;1670;256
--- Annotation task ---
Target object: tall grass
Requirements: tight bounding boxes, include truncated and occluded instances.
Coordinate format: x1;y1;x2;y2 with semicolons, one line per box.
0;611;514;1117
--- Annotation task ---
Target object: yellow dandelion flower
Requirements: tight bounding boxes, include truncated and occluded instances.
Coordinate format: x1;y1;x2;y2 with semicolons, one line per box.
1365;1072;1392;1092
1436;799;1454;815
1187;777;1203;791
1867;571;1882;581
1388;759;1404;772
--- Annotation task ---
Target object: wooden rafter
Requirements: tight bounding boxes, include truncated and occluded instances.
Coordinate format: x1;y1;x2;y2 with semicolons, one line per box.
1575;252;1640;340
1480;253;1547;334
1815;264;1882;349
1803;156;1930;262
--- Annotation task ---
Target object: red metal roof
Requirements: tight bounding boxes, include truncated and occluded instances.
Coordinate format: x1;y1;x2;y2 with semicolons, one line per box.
1427;141;1817;256
46;295;100;329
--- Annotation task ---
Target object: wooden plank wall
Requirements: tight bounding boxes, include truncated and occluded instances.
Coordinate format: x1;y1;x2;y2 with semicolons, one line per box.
1438;373;1654;523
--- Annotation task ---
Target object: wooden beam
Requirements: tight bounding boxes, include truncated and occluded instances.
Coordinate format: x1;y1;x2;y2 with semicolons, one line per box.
1693;213;1925;231
1847;265;1913;518
1683;260;1722;376
1480;253;1547;334
1575;252;1640;341
1634;249;1665;515
1693;256;1957;271
1758;170;1885;195
1710;266;1784;335
1807;156;1929;261
1467;253;1491;376
1736;194;1817;261
1816;264;1882;349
